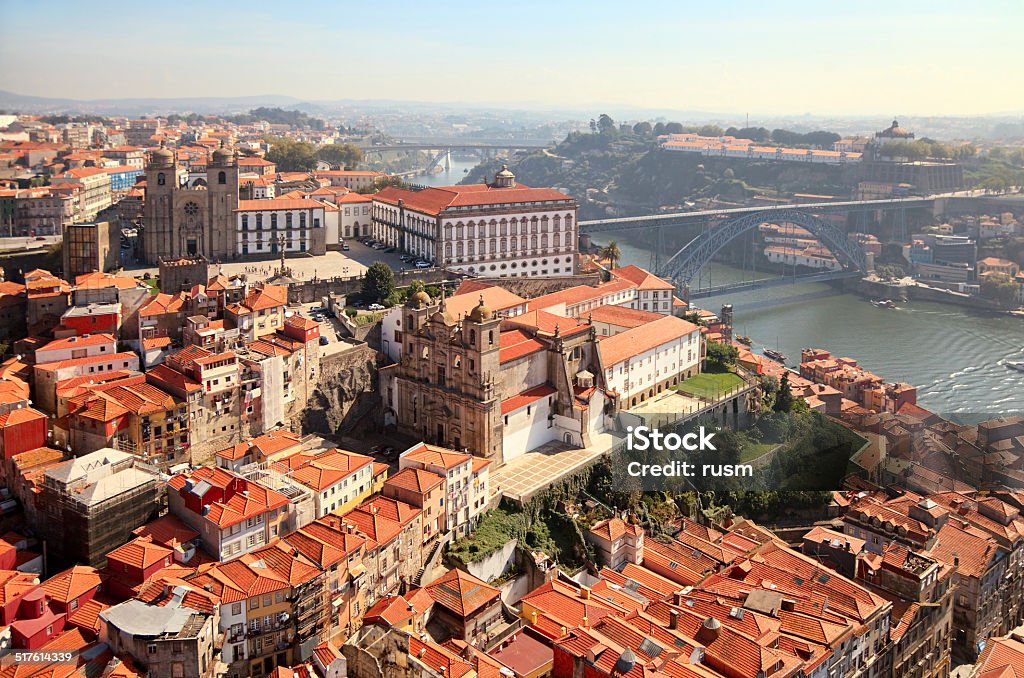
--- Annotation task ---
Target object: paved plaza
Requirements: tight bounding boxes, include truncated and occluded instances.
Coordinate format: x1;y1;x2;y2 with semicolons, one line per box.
491;432;621;504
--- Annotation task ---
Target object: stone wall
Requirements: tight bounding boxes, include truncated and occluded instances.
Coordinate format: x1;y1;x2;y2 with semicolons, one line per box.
475;273;603;298
286;269;466;304
342;627;432;678
301;341;379;437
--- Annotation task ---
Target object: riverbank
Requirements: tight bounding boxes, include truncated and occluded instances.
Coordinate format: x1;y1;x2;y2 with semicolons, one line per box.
612;236;1024;416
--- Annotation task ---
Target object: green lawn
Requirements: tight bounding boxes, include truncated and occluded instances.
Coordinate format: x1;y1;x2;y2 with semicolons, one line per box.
674;371;744;399
739;441;778;463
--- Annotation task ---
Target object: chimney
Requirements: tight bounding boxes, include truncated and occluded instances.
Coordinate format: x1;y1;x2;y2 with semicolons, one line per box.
580;586;591;600
582;615;589;627
673;591;683;606
669;610;679;630
695;617;721;645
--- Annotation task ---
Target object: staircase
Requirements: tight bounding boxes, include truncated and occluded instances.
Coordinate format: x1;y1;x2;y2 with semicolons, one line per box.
414;534;449;586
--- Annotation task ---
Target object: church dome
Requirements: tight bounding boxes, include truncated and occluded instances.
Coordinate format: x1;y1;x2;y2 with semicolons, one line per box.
149;140;174;168
468;294;493;322
211;141;236;166
493;164;516;188
408;290;431;308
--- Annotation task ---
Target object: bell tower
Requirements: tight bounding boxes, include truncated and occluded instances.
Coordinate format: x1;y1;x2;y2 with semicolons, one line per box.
207;141;239;261
143;141;181;264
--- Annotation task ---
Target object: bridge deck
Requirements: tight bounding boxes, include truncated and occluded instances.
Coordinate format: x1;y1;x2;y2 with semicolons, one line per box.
579;197;933;232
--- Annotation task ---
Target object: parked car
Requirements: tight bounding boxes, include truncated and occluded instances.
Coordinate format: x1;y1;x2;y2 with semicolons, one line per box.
368;303;385;311
341;243;350;251
318;336;330;346
415;261;431;268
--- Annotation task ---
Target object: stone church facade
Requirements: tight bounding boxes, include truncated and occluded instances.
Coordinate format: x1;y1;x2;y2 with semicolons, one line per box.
142;142;239;264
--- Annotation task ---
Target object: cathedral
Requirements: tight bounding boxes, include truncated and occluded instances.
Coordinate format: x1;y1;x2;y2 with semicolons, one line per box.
141;142;239;264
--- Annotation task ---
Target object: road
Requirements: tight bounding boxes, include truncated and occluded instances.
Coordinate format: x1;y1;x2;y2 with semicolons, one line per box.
0;235;60;252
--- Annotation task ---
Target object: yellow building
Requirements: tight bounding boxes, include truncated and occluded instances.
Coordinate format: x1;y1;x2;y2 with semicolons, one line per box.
273;448;375;517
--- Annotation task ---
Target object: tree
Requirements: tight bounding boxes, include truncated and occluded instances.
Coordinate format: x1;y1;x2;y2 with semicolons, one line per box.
599;240;622;268
632;121;653;136
682;310;707;326
774;372;794;412
980;272;1020;308
589;119;598;134
653;122;667;136
266;138;318;172
362;261;395;303
597;114;616;135
664;122;685;135
356;176;409;194
705;340;738;371
408;279;425;294
317;143;364;169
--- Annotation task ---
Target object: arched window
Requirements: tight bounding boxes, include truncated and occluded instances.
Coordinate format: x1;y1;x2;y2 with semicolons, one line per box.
500;219;508;236
510;236;517;250
531;235;538;249
553;233;560;247
456;242;464;256
157;173;166;186
242;215;248;231
256;214;263;229
488;330;494;346
218;171;226;185
271;213;278;229
553;214;561;229
565;214;574;230
541;234;548;249
468;241;475;256
500;238;507;253
478;240;486;256
470;329;476;343
445;243;453;258
490;220;498;237
541;216;549;232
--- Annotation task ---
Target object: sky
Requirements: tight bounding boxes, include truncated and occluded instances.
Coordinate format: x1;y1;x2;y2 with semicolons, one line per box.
1;0;1022;116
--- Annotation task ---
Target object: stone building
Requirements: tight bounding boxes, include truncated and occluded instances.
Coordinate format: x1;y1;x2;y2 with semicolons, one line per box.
142;142;239;264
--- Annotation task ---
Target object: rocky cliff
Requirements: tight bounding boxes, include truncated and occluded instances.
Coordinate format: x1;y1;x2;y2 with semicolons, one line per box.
301;342;379;437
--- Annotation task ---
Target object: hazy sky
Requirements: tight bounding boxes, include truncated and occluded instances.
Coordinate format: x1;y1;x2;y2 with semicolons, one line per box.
1;0;1022;115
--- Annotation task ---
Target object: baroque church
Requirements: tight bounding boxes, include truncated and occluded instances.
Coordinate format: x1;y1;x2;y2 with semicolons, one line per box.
141;142;239;264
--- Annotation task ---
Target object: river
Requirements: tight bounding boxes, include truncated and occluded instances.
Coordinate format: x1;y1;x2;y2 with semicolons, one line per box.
409;158;479;187
612;237;1024;419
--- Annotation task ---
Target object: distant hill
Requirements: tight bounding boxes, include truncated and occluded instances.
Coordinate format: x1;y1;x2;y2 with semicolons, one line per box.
463;130;858;220
0;90;302;116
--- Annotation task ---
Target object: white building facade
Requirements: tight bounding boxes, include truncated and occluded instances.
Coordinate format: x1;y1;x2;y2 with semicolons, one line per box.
234;199;328;257
371;167;579;276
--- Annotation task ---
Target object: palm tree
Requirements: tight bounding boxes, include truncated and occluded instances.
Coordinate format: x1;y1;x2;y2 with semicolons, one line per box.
600;240;622;269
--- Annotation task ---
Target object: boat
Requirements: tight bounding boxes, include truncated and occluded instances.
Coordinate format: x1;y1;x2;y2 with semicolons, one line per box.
1006;360;1024;373
871;299;897;309
763;348;786;363
737;335;753;346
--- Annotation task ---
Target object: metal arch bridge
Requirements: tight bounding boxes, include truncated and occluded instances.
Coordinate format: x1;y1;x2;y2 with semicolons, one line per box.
660;208;868;289
578;196;935;291
578;196;934;234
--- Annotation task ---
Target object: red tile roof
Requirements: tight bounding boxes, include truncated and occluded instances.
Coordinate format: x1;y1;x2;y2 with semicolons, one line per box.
106;537;172;571
39;565;101;604
501;383;557;415
597;315;699;367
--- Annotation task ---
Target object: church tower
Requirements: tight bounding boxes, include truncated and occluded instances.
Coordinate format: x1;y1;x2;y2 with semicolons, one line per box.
142;141;182;264
460;295;504;463
207;142;239;261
